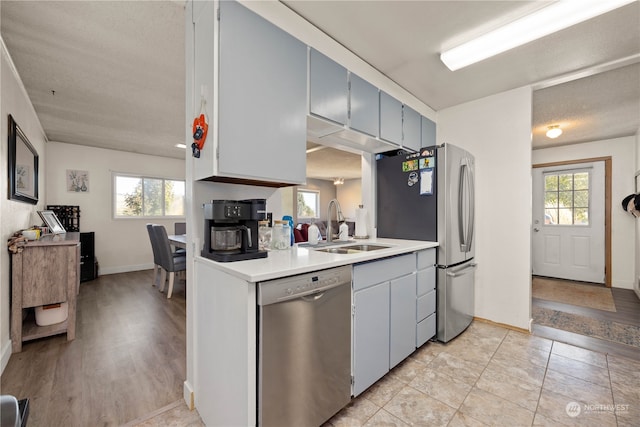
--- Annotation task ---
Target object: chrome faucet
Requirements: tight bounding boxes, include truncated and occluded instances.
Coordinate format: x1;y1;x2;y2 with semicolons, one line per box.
326;199;344;243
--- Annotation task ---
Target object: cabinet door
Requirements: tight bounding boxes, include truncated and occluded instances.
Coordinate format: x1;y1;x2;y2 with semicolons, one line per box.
379;91;402;146
349;73;379;137
421;115;436;148
390;273;417;368
402;105;421;152
309;48;348;125
218;1;307;184
192;0;216;181
21;246;68;307
353;282;390;396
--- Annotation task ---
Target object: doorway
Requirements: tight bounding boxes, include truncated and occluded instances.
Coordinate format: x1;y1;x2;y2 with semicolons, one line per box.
532;157;612;286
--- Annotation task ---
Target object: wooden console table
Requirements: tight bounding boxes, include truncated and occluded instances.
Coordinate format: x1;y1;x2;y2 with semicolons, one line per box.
11;232;80;352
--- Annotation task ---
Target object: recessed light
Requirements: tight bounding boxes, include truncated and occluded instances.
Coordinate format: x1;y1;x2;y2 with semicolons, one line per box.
175;143;187;149
546;125;562;139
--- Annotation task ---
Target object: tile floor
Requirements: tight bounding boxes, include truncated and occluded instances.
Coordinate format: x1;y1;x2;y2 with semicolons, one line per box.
325;321;640;427
143;321;639;426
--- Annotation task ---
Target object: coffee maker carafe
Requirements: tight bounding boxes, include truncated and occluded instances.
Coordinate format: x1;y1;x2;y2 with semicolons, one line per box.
202;199;268;262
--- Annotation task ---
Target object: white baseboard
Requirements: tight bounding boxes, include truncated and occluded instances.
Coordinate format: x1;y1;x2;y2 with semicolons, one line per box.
184;380;195;410
1;339;13;375
98;263;154;275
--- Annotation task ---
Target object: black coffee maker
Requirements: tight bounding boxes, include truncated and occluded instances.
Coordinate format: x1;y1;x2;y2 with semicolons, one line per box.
202;199;268;262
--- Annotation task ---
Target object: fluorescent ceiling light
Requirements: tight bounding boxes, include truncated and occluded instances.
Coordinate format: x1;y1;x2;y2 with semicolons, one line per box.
440;0;636;71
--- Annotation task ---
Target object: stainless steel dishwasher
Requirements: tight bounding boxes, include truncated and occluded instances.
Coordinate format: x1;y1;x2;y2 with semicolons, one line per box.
258;265;352;427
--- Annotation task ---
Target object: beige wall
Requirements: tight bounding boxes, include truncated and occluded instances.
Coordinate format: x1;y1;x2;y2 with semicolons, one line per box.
1;41;49;372
45;141;185;275
438;86;533;330
636;131;640;297
532;136;637;289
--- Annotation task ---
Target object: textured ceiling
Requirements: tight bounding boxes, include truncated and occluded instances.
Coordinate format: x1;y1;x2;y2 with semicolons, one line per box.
1;1;639;181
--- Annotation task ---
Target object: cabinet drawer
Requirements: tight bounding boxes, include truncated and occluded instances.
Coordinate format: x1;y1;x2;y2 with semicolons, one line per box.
417;267;436;296
417;313;436;347
417;248;436;270
417;290;436;322
353;254;416;291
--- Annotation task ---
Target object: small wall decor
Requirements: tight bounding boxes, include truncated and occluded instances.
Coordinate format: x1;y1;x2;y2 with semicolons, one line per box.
67;169;89;193
8;114;39;204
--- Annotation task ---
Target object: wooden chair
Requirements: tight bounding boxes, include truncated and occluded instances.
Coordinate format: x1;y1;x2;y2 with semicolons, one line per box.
152;224;186;299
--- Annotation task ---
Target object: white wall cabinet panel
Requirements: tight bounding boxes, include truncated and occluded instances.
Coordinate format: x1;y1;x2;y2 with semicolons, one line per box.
309;48;348;125
402;105;421;152
353;281;390;396
389;273;417;368
422;116;437;148
194;1;307;185
349;73;379;137
379;91;403;146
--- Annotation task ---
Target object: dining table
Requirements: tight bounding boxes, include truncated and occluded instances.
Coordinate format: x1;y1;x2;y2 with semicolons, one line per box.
168;234;187;249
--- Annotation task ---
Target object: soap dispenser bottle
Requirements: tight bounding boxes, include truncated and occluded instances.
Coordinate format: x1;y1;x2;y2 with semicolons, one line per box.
307;223;320;245
339;222;349;241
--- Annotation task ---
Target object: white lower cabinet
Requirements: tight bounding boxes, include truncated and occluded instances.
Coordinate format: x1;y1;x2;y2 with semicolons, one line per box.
352;253;417;396
352;249;437;396
352;281;390;396
416;249;437;346
390;273;417;368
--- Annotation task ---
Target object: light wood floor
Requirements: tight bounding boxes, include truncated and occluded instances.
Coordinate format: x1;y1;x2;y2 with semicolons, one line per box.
532;276;640;361
1;270;186;426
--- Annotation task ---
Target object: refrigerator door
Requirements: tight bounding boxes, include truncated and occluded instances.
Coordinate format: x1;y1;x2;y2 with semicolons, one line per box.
376;151;438;241
437;144;475;266
437;261;476;342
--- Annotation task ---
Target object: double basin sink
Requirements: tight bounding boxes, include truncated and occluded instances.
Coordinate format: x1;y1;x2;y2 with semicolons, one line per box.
303;242;392;255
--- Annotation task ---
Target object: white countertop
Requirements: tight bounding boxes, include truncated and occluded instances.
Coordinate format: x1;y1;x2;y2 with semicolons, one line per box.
195;238;438;282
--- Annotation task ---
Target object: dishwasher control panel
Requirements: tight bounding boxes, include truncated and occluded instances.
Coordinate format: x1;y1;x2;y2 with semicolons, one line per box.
258;265;352;305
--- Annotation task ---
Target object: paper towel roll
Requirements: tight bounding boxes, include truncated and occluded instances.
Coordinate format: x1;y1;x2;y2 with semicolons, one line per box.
355;206;369;238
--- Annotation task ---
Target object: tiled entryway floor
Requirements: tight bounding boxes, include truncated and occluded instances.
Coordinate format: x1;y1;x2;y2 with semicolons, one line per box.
326;321;639;427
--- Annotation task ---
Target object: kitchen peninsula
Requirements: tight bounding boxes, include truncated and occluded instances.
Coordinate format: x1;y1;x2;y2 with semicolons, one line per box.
194;237;438;426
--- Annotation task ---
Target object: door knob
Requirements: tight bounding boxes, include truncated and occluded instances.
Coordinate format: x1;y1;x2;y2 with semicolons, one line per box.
533;228;540;232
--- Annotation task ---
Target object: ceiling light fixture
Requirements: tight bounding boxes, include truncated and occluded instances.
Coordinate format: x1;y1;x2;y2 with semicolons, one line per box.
440;0;635;71
333;178;344;185
175;143;186;149
546;125;563;139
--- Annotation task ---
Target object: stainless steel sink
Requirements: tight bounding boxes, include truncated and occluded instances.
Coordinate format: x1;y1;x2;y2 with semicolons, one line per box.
314;244;391;254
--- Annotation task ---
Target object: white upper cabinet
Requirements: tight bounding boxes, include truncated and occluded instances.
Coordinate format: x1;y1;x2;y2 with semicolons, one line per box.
422;115;437;148
349;73;379;137
379;91;403;146
402;105;421;152
192;1;307;185
309;49;348;125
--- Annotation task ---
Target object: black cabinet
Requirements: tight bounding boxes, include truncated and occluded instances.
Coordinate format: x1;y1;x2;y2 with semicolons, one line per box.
80;232;97;282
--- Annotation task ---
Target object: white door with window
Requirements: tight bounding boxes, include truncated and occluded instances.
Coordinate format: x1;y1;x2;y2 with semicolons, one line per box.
532;162;605;283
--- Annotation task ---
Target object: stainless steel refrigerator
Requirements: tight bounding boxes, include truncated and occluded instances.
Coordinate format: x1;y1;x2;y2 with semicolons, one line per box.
377;143;476;342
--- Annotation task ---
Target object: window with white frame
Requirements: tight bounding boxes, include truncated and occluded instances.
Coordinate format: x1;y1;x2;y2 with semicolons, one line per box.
114;173;185;218
297;189;319;219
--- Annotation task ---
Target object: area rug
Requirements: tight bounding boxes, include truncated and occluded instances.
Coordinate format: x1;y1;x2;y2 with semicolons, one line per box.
532;277;616;312
532;306;640;348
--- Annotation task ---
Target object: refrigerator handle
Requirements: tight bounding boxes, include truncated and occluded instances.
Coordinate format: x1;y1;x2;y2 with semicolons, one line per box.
467;159;475;250
446;262;478;277
458;160;474;252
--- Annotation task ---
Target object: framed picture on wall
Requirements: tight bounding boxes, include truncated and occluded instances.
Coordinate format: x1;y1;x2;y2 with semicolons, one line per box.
67;169;89;192
8;115;39;204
